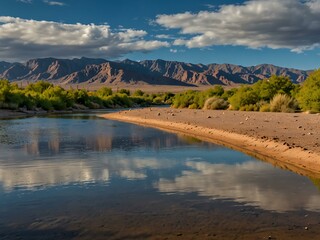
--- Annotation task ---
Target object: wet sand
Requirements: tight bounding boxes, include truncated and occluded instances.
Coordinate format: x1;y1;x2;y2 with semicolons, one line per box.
101;107;320;177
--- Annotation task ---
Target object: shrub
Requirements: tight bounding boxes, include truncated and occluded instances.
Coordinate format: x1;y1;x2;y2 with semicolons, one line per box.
204;86;224;97
133;89;144;97
118;89;130;96
188;103;198;109
26;81;53;93
152;96;163;105
96;87;113;97
297;69;320;112
112;93;133;107
203;97;229;110
162;92;175;104
270;94;298;113
221;88;237;100
228;86;259;110
259;104;270;112
239;104;259;111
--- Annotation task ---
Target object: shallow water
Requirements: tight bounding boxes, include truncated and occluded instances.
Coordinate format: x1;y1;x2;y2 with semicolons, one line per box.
0;114;320;239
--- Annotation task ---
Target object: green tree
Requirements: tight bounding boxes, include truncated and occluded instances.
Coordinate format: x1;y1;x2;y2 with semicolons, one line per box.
96;87;113;97
253;76;295;101
297;69;320;112
133;89;144;97
228;86;259;110
26;81;53;93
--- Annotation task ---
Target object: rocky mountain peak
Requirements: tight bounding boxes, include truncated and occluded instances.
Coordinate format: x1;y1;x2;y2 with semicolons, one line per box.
0;58;313;86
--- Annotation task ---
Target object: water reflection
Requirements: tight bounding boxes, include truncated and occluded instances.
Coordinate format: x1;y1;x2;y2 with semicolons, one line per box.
156;160;320;212
0;115;320;213
0;159;110;191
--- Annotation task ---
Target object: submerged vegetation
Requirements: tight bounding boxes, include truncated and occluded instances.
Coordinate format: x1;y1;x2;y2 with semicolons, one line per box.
0;69;319;113
172;69;320;113
0;80;173;111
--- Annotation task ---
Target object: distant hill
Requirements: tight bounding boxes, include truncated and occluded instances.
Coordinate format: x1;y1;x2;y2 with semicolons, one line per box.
0;57;313;86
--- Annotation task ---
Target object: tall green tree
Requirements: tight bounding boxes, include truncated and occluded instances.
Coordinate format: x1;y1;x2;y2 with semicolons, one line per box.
297;69;320;112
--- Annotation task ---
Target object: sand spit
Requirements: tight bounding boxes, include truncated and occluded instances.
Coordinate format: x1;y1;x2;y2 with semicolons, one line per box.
101;108;320;178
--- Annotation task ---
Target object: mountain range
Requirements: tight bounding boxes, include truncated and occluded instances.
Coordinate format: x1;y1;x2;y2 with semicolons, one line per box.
0;57;313;86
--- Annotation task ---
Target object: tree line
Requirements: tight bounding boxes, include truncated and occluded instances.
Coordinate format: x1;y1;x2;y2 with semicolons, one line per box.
0;69;319;113
172;69;320;113
0;80;174;111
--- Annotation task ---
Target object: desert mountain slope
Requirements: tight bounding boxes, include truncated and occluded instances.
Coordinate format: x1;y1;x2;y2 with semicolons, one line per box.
0;58;313;86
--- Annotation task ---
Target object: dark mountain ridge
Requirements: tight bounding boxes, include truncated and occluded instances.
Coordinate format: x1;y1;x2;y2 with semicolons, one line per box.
0;58;313;86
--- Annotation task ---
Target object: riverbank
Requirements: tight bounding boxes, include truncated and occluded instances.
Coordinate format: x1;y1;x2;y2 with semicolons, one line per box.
0;108;107;119
101;107;320;177
0;109;34;119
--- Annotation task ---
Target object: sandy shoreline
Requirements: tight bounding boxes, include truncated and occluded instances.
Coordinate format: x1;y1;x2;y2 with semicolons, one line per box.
101;107;320;178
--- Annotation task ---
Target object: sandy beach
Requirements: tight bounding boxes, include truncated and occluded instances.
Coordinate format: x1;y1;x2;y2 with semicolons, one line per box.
101;107;320;177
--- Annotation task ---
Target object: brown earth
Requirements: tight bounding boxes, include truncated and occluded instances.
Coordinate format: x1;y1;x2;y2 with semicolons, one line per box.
101;108;320;178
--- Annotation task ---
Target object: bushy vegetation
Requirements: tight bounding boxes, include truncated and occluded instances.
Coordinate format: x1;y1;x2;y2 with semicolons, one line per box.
297;69;320;112
172;86;226;109
203;97;229;110
171;71;320;113
0;80;174;111
269;94;298;113
1;69;319;113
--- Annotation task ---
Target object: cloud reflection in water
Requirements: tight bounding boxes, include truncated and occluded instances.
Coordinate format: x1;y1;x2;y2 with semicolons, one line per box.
156;160;320;212
1;116;320;213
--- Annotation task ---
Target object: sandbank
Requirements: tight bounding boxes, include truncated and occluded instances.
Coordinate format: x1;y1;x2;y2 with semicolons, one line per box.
101;107;320;178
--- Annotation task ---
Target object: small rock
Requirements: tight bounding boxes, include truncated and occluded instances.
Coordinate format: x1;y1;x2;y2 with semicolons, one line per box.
268;236;272;239
240;122;244;125
157;112;161;116
207;116;212;118
305;226;308;230
171;113;175;116
298;126;302;129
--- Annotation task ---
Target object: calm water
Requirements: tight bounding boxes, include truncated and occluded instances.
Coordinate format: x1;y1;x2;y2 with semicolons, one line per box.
0;114;320;239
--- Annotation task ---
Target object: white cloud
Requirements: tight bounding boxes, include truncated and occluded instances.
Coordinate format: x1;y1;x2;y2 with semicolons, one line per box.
204;4;216;9
17;0;32;3
43;0;65;6
155;34;174;39
156;0;320;53
0;16;169;61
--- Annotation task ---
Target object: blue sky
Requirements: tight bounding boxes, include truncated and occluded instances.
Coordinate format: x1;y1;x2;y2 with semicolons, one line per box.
0;0;320;70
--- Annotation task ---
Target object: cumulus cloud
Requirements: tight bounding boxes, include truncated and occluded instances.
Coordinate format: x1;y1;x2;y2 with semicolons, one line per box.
156;0;320;52
0;16;169;61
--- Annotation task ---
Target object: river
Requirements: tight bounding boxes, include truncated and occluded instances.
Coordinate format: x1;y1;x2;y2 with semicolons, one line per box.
0;113;319;239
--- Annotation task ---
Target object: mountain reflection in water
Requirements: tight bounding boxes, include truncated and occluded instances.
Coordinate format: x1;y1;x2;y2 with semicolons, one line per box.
0;115;320;213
